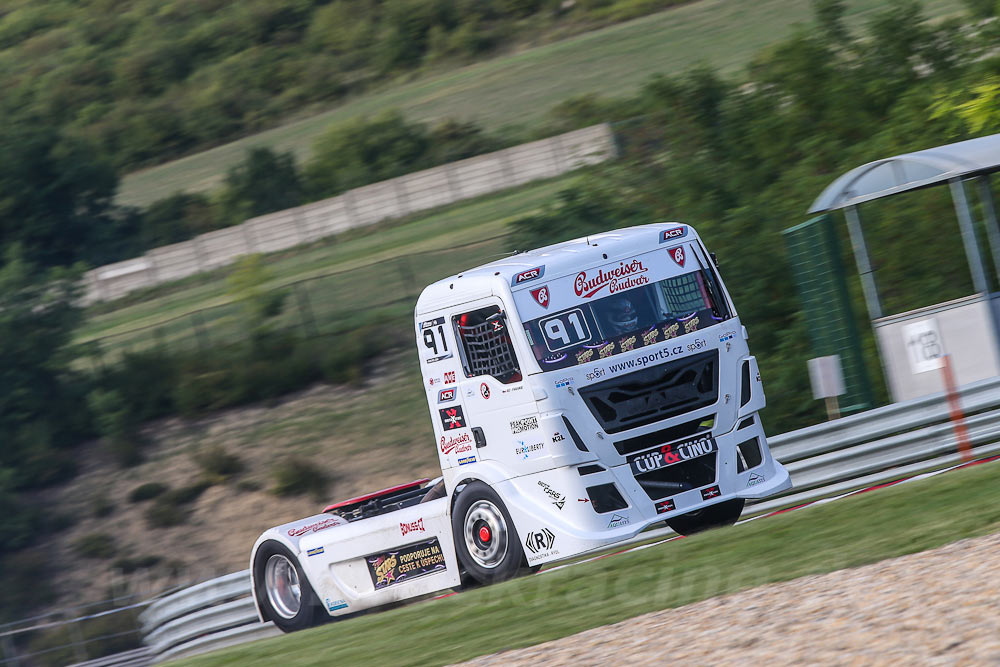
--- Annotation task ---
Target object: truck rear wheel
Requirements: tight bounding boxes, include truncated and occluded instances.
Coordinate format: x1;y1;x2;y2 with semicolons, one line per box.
452;482;526;585
254;541;321;633
666;498;745;536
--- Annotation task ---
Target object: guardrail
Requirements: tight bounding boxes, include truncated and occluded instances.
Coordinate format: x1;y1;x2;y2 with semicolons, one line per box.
136;377;1000;663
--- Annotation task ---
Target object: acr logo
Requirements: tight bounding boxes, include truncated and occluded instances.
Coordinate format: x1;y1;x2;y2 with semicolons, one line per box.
659;227;687;243
437;388;456;403
667;245;685;267
530;286;550;308
513;266;545;285
525;528;555;554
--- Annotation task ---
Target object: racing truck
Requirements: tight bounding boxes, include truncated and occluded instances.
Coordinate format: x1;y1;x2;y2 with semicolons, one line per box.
250;223;792;631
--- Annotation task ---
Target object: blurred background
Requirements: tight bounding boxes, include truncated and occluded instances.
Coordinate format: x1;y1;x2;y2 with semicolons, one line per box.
2;0;1000;663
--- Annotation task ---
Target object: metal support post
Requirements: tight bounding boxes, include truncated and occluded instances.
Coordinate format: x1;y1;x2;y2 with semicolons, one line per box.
950;177;989;294
976;176;1000;284
843;205;883;320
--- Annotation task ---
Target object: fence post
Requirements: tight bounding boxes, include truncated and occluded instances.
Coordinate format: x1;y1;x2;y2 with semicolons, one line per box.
191;312;211;353
396;256;416;299
294;284;318;337
2;635;20;667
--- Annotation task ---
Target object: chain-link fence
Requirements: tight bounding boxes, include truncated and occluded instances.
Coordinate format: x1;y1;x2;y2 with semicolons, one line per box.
79;234;517;370
0;596;148;667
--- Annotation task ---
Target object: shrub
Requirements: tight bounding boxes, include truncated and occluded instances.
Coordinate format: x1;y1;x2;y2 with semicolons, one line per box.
92;493;115;518
128;482;168;503
73;533;116;559
113;555;163;574
194;444;244;480
144;480;212;528
272;457;328;500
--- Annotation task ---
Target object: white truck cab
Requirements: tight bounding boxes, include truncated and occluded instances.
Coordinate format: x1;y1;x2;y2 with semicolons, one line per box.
250;223;791;633
415;223;790;564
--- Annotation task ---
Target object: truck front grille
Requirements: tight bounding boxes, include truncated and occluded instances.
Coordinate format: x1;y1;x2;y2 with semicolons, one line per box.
580;350;718;434
633;453;717;500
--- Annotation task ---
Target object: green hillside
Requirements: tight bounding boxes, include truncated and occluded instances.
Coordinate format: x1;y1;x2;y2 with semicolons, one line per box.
117;0;965;206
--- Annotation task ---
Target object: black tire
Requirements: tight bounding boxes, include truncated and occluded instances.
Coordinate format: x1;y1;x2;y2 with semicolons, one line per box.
253;541;322;633
666;498;745;536
452;481;526;585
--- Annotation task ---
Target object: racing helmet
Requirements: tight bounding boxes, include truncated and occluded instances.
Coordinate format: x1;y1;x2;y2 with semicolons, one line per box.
606;297;638;335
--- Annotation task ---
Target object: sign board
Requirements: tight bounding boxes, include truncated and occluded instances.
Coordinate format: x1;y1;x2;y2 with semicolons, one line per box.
901;318;944;374
807;355;845;400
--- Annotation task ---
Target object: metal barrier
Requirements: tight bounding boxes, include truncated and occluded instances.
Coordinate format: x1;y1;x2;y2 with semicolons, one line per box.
136;377;1000;663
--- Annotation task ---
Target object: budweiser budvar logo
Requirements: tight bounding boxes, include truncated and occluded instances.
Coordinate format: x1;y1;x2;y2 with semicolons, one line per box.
287;516;346;537
400;518;425;536
440;432;473;455
574;259;649;298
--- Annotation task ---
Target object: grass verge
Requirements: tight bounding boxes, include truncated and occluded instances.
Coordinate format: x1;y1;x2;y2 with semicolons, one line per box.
117;0;964;207
173;458;1000;666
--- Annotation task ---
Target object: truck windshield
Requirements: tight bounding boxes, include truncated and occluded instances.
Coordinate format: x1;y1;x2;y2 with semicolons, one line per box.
522;267;730;372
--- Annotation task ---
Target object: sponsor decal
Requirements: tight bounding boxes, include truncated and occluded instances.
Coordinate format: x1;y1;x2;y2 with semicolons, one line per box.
325;598;349;612
428;377;442;387
444;371;456;384
458;455;477;466
628;435;717;476
598;342;615;359
620;335;637;352
501;385;524;394
584;366;606;382
747;473;765;487
400;518;425;537
513;266;545;285
659;227;687;243
642;328;660;346
480;383;491;399
419;317;444;330
578;497;590;504
554;377;574;389
684;317;700;334
608;513;630;528
530;286;550;308
663;322;680;339
366;538;447;590
306;547;325;557
537;481;566;510
655;499;676;514
524;528;556;554
574;259;649;298
719;330;736;343
287;516;347;537
427;353;452;363
437;388;456;403
575;348;594;364
551;432;565;443
667;245;686;267
440;432;473;456
439;406;466;430
701;485;721;500
515;441;545;458
686;338;708;352
510;416;539;434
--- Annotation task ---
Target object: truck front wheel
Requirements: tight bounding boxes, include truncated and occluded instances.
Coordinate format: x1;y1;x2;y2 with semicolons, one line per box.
666;498;745;536
452;482;526;585
254;541;322;633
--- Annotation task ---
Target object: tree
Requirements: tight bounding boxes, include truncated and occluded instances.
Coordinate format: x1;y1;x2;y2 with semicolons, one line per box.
221;147;303;225
0;121;121;268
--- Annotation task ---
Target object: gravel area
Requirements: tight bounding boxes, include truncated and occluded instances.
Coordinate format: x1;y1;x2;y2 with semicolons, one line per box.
459;532;1000;666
